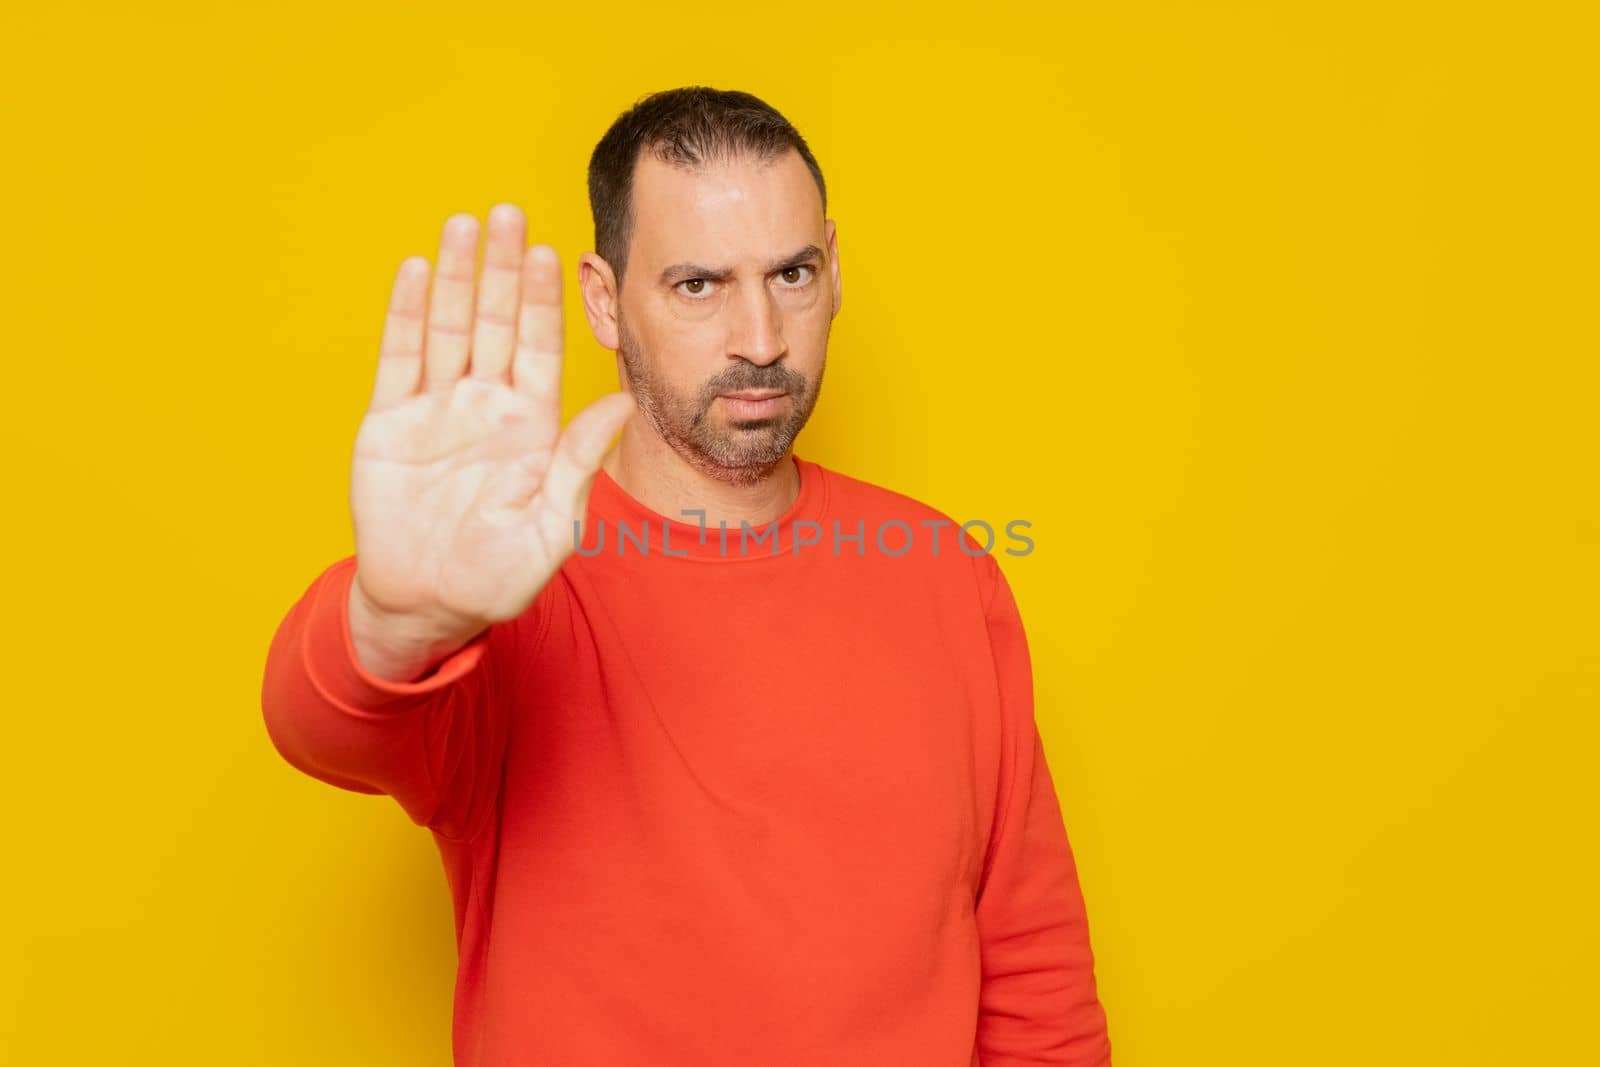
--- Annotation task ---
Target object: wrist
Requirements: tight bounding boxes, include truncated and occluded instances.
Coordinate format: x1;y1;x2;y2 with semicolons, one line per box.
347;577;485;682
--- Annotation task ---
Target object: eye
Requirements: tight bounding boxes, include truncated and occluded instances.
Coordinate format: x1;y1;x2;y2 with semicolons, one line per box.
778;265;815;287
676;278;717;299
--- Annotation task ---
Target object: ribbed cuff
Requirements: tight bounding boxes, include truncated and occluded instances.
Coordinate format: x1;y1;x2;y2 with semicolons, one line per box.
301;556;490;712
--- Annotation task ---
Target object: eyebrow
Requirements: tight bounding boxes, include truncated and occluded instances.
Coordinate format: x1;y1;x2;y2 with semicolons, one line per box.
657;244;824;287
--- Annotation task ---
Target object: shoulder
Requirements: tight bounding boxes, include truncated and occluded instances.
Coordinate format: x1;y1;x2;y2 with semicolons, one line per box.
803;457;1007;603
806;458;954;525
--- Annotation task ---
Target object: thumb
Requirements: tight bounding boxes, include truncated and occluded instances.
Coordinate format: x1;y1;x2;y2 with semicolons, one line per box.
533;391;637;533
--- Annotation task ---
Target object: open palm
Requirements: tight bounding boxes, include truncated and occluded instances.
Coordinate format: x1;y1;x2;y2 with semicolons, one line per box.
350;205;634;634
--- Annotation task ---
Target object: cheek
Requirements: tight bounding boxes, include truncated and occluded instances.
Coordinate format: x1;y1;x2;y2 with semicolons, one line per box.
644;328;727;397
784;301;833;355
658;302;725;351
635;307;712;365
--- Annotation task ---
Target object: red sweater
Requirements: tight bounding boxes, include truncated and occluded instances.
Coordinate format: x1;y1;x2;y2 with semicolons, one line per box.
261;455;1111;1066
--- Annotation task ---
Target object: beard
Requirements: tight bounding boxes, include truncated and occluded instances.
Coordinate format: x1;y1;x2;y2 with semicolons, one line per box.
616;311;826;488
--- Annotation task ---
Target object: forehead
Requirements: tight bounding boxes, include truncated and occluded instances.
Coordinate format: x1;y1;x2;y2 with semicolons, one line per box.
627;147;823;268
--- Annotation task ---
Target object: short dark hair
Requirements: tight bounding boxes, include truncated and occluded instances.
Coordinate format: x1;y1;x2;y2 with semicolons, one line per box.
587;86;828;293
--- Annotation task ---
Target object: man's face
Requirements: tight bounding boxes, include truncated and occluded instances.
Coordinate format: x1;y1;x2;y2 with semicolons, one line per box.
608;147;839;485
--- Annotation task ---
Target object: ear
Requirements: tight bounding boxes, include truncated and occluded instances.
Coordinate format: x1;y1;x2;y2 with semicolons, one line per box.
578;252;621;350
824;218;841;318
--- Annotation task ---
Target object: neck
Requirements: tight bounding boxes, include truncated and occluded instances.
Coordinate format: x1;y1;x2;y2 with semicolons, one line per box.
601;420;801;529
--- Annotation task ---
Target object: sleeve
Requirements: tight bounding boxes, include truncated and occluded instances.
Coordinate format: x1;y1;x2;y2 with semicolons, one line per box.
973;553;1113;1065
259;554;532;842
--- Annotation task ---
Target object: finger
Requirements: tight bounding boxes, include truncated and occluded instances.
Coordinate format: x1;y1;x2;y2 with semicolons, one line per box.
511;243;565;424
530;391;636;530
422;213;480;390
469;203;526;384
370;256;429;411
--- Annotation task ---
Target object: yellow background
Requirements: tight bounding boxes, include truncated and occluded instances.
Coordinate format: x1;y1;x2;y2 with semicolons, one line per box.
3;1;1594;1063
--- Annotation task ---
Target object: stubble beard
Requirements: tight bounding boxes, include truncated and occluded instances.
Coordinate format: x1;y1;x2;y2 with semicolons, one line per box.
616;312;826;489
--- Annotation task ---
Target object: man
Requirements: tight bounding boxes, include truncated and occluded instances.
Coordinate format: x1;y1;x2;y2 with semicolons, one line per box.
261;86;1112;1066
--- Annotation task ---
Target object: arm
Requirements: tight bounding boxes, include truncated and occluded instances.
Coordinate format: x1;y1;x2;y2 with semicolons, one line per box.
260;553;529;841
259;205;630;841
973;553;1113;1065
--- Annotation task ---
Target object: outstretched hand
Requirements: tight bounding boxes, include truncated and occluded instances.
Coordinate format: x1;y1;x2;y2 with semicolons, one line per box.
349;204;635;637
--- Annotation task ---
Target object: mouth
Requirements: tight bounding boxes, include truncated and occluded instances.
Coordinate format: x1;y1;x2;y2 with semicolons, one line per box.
717;390;789;420
719;389;787;401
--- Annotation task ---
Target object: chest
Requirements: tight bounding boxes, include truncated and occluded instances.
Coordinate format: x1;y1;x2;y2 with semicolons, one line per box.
507;556;998;891
484;558;1000;1018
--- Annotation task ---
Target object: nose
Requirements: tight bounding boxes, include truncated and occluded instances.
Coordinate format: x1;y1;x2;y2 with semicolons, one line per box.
727;283;787;366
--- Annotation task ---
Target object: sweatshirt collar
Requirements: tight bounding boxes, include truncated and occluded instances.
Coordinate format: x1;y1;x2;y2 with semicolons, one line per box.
584;453;827;563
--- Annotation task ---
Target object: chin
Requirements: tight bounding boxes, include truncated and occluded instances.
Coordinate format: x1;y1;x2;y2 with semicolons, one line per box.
692;434;790;474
